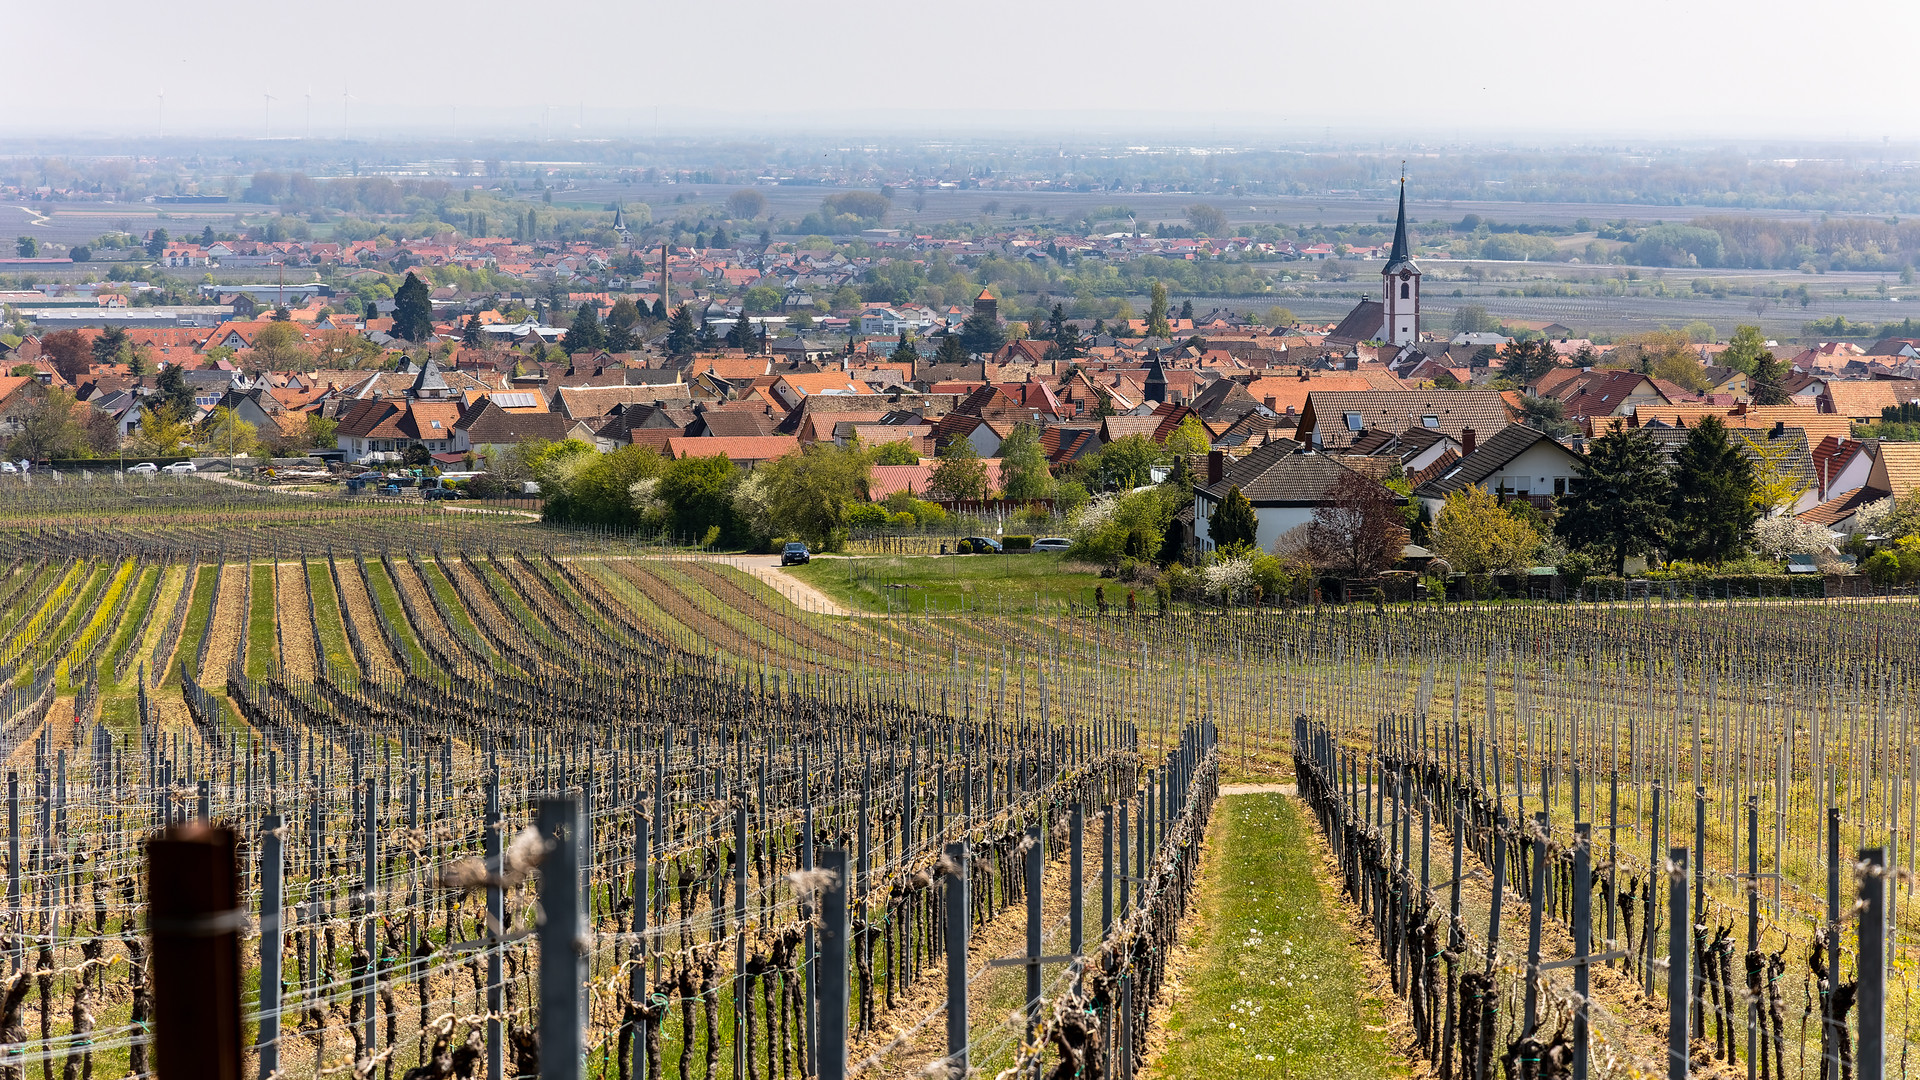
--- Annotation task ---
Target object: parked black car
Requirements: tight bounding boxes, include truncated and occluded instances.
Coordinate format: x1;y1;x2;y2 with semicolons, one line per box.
957;536;1003;554
781;542;811;566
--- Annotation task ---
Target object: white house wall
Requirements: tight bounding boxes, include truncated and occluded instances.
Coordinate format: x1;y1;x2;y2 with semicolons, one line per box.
1194;495;1316;555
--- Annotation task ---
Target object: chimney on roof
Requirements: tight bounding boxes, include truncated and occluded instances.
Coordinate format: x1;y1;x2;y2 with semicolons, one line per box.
1772;421;1785;438
1462;427;1477;455
1206;450;1225;486
1264;396;1278;413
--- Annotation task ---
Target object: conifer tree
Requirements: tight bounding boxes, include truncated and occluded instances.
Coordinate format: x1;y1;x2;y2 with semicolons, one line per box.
562;302;605;354
666;305;698;357
1668;415;1756;563
1211;485;1258;549
1554;421;1673;574
390;272;434;342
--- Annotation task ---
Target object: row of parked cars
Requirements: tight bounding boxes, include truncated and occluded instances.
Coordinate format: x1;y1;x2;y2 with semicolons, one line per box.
125;462;198;475
954;536;1071;554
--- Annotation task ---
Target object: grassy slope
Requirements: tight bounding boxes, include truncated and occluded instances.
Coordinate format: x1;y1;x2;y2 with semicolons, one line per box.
1145;793;1401;1080
165;564;219;687
360;558;431;673
101;566;161;684
788;553;1115;614
247;563;276;679
306;560;353;674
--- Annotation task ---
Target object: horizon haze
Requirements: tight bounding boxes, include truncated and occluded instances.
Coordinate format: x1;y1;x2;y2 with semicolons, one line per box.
7;0;1917;141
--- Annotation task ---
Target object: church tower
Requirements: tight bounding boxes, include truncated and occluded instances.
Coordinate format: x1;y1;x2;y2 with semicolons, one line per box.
1381;176;1420;347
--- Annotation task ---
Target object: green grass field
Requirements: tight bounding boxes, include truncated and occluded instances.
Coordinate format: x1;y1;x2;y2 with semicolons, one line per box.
788;553;1122;614
1146;793;1401;1080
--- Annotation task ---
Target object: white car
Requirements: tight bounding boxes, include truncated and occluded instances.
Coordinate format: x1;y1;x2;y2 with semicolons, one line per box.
1032;537;1072;552
162;462;197;474
127;462;158;475
0;462;15;475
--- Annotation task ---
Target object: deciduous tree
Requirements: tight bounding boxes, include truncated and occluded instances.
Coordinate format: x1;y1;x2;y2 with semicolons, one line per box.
929;435;989;501
1303;469;1408;578
1722;324;1768;375
659;453;740;543
1146;281;1171;339
997;423;1052;502
40;330;92;383
760;442;871;547
1429;485;1542;574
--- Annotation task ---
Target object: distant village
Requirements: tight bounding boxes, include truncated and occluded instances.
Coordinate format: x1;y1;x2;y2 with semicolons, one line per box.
1;183;1917;570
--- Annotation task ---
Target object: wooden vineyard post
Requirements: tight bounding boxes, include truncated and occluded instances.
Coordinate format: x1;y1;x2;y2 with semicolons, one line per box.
149;822;242;1080
943;840;968;1077
1476;821;1506;1080
1572;822;1591;1080
1024;822;1042;1033
361;777;379;1061
733;802;747;1080
631;811;649;1080
1860;846;1886;1080
1523;811;1546;1037
1440;794;1462;1080
1693;786;1706;1039
818;848;849;1080
1826;807;1841;1080
6;770;15;973
1101;801;1113;939
803;762;817;1079
1669;847;1689;1080
1070;801;1084;956
1645;786;1661;996
1746;797;1759;1080
257;812;285;1080
1608;773;1619;969
539;796;585;1080
487;770;505;1080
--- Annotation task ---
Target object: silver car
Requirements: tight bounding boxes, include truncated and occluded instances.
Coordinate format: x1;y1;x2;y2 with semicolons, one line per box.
1032;537;1071;552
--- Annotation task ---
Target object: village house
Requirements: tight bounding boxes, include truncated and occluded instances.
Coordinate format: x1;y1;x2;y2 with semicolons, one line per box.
1412;423;1586;519
1192;442;1391;556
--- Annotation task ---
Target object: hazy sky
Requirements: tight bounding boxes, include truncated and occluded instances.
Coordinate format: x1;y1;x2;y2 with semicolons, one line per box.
9;0;1918;141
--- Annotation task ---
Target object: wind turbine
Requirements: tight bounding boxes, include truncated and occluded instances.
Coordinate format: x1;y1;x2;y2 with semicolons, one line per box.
304;86;312;139
342;87;357;140
263;89;276;134
156;87;165;138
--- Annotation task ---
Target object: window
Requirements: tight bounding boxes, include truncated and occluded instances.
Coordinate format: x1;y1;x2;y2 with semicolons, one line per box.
1344;412;1364;431
1421;415;1439;429
1553;478;1567;496
1400;282;1410;299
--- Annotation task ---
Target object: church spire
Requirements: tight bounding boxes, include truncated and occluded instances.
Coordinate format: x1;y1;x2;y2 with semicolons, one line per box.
1384;169;1413;271
1381;166;1420;348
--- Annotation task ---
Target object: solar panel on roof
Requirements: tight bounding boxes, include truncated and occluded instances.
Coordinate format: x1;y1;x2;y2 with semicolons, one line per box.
491;393;537;408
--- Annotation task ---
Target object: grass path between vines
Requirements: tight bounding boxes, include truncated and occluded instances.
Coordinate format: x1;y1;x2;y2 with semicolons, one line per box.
1142;792;1404;1080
